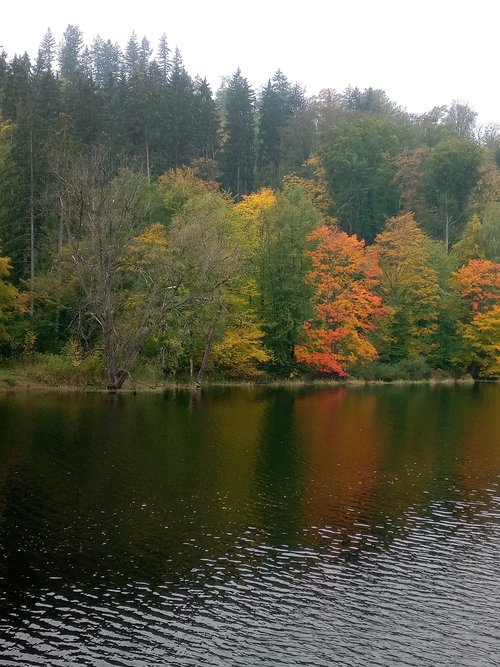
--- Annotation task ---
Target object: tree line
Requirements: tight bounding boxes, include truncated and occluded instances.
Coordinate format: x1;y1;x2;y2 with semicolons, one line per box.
0;26;498;387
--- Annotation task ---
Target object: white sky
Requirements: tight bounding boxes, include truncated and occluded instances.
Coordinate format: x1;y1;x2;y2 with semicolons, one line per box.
2;0;499;126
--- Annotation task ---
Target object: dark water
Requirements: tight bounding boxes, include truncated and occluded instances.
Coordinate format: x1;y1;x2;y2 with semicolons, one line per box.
0;385;499;666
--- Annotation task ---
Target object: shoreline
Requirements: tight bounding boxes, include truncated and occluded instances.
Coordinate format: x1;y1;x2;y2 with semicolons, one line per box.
0;372;486;395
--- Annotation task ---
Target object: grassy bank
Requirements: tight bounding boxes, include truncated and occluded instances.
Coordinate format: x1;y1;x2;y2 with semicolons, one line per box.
0;356;481;394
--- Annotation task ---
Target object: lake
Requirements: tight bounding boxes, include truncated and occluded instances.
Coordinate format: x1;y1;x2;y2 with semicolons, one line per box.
0;384;499;666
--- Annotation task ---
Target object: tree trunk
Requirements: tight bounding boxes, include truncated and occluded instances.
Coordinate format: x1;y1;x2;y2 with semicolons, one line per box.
196;324;214;387
29;128;35;317
103;316;126;390
145;126;150;185
444;190;450;254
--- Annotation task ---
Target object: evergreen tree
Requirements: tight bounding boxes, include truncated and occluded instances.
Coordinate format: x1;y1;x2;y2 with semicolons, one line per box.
257;70;304;186
58;25;83;79
164;48;194;167
124;31;140;79
157;33;170;83
222;69;255;198
35;28;56;75
33;31;60;125
91;37;122;87
192;78;218;160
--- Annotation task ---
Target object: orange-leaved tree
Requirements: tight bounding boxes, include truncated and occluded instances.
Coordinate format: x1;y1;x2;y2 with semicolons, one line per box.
452;258;500;377
295;225;385;376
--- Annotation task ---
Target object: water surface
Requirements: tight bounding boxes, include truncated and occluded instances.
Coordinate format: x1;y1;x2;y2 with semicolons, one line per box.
0;384;499;665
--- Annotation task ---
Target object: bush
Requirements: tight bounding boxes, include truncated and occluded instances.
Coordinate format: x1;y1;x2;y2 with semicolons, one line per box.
24;350;104;387
353;356;431;381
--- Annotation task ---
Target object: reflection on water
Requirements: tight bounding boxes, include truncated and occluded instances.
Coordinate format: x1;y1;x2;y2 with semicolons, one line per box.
0;384;499;666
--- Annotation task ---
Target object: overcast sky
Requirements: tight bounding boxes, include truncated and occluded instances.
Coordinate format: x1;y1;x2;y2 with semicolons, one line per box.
2;0;499;126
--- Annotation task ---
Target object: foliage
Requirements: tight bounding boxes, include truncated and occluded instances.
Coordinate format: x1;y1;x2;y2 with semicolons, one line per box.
452;259;499;314
320;116;404;242
211;312;270;378
0;249;27;342
156;166;220;222
457;306;500;377
451;214;485;267
24;349;104;386
282;154;334;217
420;137;483;249
295;225;384;376
452;259;500;377
0;27;496;386
257;188;322;373
373;213;440;360
353;356;431;381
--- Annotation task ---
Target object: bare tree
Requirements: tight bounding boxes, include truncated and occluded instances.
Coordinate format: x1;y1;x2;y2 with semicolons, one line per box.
49;148;242;388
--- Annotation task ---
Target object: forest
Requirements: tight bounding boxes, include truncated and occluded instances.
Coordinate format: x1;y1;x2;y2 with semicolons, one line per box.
0;26;498;389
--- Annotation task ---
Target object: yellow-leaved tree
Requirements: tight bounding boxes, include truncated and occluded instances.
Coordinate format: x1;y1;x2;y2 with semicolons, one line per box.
452;259;500;377
0;249;27;342
373;213;440;361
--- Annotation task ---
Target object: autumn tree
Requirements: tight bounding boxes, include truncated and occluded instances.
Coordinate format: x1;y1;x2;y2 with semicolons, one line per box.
452;259;500;377
295;225;384;376
283;154;334;218
0;247;27;342
373;213;440;361
392;145;430;215
235;186;322;373
451;214;485;267
166;191;244;385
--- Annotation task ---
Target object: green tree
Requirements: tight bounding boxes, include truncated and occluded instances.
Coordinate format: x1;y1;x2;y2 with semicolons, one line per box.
421;137;482;251
257;188;322;372
445;100;477;140
320;116;403;242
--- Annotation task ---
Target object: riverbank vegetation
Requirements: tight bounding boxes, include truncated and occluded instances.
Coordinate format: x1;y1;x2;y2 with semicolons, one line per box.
0;27;498;388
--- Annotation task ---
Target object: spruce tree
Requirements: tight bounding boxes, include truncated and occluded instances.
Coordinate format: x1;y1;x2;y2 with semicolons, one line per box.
221;69;255;198
58;25;83;79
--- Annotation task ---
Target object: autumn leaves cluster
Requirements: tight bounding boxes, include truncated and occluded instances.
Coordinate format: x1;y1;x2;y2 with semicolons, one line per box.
238;185;498;379
0;161;498;384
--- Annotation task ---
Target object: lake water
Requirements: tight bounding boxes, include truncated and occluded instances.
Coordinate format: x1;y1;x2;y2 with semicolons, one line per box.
0;384;499;666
